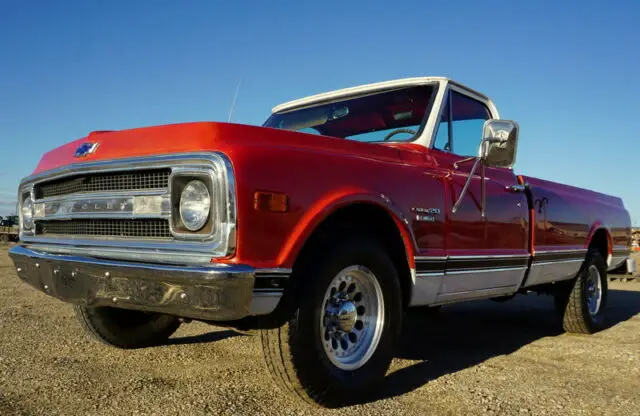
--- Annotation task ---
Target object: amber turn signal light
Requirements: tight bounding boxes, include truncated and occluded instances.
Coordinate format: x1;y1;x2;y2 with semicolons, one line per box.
254;191;288;212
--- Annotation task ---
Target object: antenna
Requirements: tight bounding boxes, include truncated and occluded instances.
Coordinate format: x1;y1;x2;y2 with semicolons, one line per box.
227;77;242;122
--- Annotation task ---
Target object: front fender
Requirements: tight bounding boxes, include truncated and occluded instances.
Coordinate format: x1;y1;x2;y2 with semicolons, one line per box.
276;188;418;269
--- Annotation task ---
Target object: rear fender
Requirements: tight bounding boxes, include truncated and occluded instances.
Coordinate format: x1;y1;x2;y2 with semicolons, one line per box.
586;222;613;261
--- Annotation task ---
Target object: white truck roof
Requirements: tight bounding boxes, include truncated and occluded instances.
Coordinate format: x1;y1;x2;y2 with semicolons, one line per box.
271;76;492;114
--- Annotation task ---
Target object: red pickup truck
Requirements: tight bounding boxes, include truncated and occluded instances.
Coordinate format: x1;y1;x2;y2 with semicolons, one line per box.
9;77;634;407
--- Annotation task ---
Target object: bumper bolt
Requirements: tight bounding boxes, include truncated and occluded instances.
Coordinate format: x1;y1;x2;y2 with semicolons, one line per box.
35;263;40;268
180;292;187;300
105;272;110;278
16;267;21;273
43;285;49;291
112;297;117;303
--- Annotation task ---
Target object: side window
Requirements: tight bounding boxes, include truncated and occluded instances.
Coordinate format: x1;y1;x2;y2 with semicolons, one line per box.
451;91;491;156
433;90;491;157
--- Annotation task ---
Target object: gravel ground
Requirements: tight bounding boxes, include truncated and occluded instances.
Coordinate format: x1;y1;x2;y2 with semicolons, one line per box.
1;245;639;416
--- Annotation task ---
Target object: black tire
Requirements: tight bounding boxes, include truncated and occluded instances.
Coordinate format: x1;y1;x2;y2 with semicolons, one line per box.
554;250;608;334
490;294;516;303
608;262;627;275
410;304;441;317
260;237;403;407
74;305;181;349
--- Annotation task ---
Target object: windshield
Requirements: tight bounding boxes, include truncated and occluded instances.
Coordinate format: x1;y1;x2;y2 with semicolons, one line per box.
263;85;436;142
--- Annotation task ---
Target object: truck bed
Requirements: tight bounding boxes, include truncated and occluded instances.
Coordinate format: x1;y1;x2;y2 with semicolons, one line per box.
521;175;631;282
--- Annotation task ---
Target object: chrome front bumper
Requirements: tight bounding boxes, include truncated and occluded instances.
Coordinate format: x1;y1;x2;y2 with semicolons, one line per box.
9;245;287;321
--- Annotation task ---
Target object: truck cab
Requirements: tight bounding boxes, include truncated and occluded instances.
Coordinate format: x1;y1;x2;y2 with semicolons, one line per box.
265;77;631;303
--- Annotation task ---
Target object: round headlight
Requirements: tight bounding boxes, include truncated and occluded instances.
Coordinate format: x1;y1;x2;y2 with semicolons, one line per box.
22;195;34;230
179;180;211;231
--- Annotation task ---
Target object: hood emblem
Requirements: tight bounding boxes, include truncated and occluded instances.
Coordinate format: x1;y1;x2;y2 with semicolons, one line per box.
74;142;99;158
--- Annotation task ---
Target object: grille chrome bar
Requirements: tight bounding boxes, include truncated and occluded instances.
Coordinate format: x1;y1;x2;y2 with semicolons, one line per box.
33;194;171;220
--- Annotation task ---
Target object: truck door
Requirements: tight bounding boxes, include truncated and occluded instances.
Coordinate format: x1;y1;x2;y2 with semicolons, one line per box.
431;89;530;302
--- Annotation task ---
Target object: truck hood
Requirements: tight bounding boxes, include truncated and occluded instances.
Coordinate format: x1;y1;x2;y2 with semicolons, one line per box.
33;122;405;175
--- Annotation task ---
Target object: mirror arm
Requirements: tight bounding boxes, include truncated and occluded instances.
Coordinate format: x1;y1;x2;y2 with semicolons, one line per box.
481;164;486;218
452;134;511;217
453;156;476;170
452;157;482;214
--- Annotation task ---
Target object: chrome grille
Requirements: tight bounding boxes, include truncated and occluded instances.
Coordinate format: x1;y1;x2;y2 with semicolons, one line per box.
38;219;172;239
18;153;234;263
35;169;170;199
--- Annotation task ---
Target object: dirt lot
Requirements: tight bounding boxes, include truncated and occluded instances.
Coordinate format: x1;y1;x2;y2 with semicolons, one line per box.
1;245;639;416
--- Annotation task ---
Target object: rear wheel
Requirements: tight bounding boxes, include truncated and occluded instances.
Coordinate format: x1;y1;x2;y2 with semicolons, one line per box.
260;237;402;407
608;262;628;275
74;305;181;349
554;250;608;334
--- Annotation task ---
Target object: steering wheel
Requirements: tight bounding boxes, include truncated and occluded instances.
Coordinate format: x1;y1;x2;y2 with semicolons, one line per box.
383;128;417;141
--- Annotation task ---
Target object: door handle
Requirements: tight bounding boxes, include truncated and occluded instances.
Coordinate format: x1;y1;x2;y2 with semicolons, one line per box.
505;184;528;193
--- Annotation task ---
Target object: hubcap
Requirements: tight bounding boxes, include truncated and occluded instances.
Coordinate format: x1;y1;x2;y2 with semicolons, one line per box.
335;301;358;332
320;265;384;371
585;264;602;316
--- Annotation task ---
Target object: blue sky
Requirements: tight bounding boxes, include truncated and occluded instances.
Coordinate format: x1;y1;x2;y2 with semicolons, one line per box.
1;1;639;224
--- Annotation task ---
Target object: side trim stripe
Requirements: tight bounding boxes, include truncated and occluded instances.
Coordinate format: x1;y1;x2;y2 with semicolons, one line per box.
415;250;588;275
415;255;529;274
533;251;587;262
415;259;445;273
447;257;528;271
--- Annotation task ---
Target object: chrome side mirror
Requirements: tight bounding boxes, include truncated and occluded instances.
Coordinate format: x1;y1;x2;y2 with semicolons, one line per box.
452;119;520;217
480;119;519;168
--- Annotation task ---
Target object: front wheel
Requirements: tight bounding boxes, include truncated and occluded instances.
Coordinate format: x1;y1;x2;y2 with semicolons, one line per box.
260;237;402;407
554;250;608;334
74;305;181;349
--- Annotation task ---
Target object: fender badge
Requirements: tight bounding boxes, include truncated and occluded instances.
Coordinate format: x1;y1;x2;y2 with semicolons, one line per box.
411;207;440;222
74;142;99;158
411;207;440;215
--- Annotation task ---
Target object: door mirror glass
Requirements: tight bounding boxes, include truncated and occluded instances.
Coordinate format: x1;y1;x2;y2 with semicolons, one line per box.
480;119;519;168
